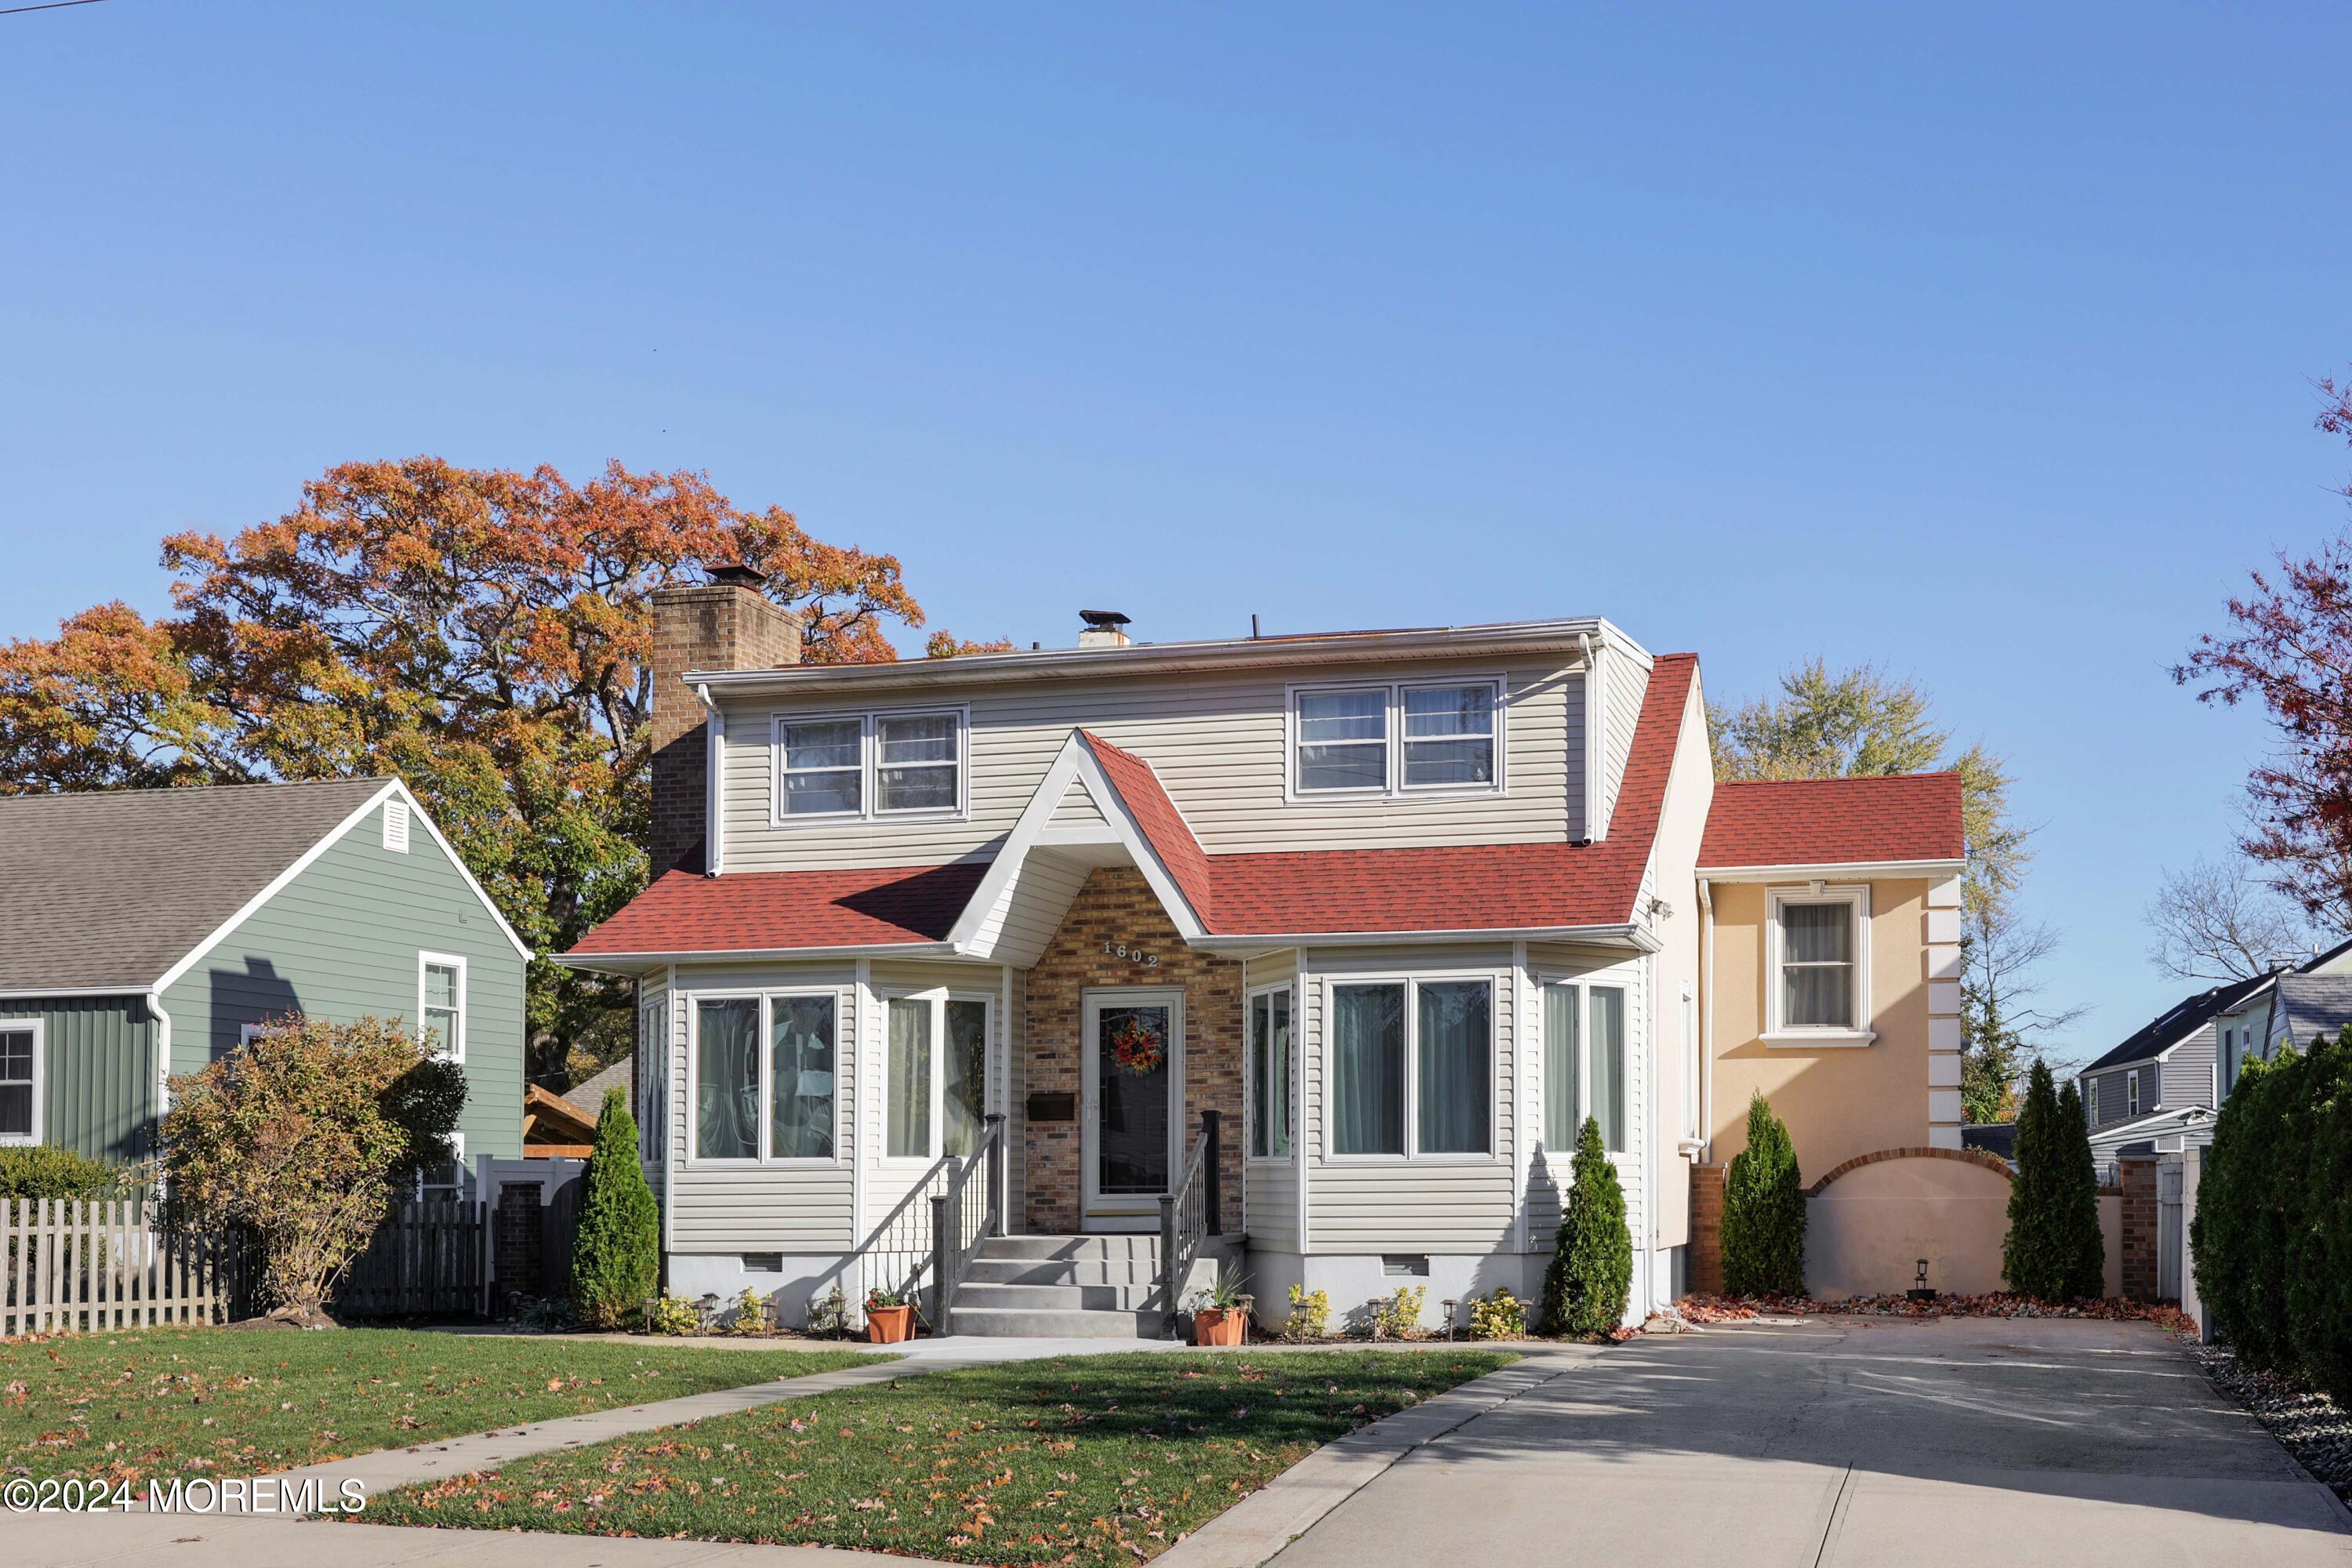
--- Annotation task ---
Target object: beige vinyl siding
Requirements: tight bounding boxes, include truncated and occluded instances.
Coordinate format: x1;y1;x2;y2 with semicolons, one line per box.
1049;781;1110;829
1243;949;1302;1250
1303;943;1520;1254
1595;646;1653;840
667;960;857;1253
1522;944;1649;1250
720;655;1584;869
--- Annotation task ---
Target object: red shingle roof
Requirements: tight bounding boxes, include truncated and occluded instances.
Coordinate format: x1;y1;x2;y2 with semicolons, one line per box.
567;653;1703;957
1698;772;1965;869
566;860;987;956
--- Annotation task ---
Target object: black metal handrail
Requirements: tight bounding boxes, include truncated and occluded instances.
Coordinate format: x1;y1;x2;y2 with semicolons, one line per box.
929;1112;1007;1328
1156;1109;1221;1334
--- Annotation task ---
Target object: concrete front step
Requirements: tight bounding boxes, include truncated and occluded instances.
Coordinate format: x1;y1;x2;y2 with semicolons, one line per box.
954;1280;1157;1312
973;1233;1160;1262
945;1305;1167;1338
962;1257;1159;1287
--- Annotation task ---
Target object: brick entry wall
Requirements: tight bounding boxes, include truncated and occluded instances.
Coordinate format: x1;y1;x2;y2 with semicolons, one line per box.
1024;867;1244;1236
2118;1153;2160;1301
1688;1164;1726;1294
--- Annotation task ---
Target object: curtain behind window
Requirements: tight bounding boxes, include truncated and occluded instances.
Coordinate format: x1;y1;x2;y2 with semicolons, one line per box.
944;999;988;1156
1416;981;1491;1153
1781;902;1854;1027
1590;986;1627;1152
888;998;932;1158
769;996;835;1160
1544;985;1581;1150
695;999;759;1160
1331;984;1404;1154
1250;989;1294;1158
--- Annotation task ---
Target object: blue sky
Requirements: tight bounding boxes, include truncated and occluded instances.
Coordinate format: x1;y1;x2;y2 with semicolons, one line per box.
4;2;2348;1060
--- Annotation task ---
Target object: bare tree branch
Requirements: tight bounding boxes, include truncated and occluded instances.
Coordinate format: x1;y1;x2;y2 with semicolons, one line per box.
2144;855;2319;982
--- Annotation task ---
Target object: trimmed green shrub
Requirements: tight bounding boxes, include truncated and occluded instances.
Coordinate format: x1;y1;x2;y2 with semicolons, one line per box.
1544;1115;1632;1338
0;1145;133;1200
2052;1079;2107;1299
1721;1092;1805;1296
2286;1029;2352;1399
2003;1058;2100;1299
572;1087;660;1330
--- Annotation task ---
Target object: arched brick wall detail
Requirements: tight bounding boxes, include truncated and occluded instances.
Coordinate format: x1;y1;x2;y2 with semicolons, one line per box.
1806;1144;2014;1198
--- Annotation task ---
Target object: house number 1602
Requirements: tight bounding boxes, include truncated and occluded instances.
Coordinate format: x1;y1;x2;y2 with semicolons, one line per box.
1102;941;1160;967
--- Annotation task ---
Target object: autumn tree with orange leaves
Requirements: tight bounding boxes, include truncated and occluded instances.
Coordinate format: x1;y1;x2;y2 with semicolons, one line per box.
0;457;1004;1075
2178;376;2352;931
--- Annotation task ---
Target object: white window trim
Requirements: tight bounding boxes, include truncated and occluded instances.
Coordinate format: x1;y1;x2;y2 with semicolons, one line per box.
1320;971;1502;1164
637;992;670;1164
1762;883;1875;1045
1537;976;1636;1162
416;952;467;1063
878;987;994;1167
1285;676;1508;803
0;1018;42;1146
1245;982;1296;1166
769;704;971;827
416;1132;467;1196
2086;1076;2099;1123
2127;1068;2142;1118
684;988;847;1168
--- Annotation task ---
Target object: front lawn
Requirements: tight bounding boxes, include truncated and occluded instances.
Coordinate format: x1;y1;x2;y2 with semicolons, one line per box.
359;1348;1515;1565
0;1328;882;1484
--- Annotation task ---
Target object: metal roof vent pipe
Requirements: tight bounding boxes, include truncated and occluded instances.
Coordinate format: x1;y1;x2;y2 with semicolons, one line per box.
1078;609;1133;649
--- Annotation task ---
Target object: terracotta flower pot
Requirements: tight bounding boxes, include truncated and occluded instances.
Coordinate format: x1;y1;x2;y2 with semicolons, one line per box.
866;1305;914;1343
1193;1307;1247;1347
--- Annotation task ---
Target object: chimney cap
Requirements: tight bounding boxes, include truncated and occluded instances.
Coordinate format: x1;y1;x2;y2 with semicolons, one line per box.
1079;609;1131;629
708;562;768;587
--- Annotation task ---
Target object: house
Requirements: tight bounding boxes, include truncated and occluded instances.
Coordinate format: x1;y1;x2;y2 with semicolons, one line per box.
563;570;1965;1332
2074;939;2352;1180
0;778;529;1171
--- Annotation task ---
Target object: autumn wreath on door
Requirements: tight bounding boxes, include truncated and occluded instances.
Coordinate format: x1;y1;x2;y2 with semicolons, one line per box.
1109;1017;1166;1076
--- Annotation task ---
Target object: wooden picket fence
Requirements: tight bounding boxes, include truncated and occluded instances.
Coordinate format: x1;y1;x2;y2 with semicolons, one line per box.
2;1197;254;1336
332;1197;484;1318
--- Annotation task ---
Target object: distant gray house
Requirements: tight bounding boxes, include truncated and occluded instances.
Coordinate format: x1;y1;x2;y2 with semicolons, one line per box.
0;779;529;1169
2076;937;2352;1178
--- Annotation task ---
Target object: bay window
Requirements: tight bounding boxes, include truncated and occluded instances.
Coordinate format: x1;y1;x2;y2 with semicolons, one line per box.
1543;981;1627;1153
1766;885;1872;1040
775;706;966;822
692;992;839;1163
637;994;669;1163
1248;985;1294;1160
1330;977;1494;1157
886;992;989;1160
1291;678;1503;798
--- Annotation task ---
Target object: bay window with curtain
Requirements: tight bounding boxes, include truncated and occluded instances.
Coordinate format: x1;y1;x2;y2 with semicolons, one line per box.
692;992;840;1163
886;991;992;1161
1329;976;1494;1159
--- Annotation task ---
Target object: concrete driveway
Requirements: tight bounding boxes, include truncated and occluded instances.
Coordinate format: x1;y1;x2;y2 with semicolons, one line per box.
1269;1316;2352;1568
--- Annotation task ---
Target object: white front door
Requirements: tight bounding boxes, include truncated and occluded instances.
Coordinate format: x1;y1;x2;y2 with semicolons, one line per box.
1081;988;1184;1224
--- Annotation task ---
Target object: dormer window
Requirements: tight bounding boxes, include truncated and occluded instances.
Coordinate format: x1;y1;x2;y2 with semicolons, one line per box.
773;706;967;823
1290;677;1504;799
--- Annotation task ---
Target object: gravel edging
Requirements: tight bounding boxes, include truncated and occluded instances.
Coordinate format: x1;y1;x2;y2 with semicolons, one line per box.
2191;1339;2352;1505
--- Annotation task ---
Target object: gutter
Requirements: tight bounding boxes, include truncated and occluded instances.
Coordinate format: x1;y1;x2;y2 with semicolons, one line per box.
695;681;724;877
1190;922;1661;953
556;941;961;972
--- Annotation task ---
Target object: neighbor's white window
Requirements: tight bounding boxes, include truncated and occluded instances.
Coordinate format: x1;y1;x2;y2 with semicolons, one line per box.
885;993;989;1161
418;953;466;1062
1248;985;1294;1160
1766;885;1871;1039
691;992;840;1163
775;708;966;821
0;1022;40;1145
2085;1076;2099;1123
382;797;411;852
1291;679;1503;797
1543;982;1628;1154
2126;1068;2142;1118
418;1133;466;1196
1329;978;1493;1157
637;994;669;1163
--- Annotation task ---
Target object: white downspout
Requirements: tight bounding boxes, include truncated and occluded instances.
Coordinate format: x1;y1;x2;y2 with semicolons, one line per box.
696;682;724;877
147;986;172;1158
1697;880;1715;1163
1578;632;1606;843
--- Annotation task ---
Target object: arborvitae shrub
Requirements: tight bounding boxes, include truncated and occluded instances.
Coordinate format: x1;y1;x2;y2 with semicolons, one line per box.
2052;1080;2107;1301
2003;1060;2071;1298
572;1087;660;1330
1721;1092;1805;1297
1544;1116;1632;1338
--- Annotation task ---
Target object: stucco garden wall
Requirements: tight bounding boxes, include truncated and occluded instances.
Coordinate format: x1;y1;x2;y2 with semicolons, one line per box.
1804;1148;2013;1299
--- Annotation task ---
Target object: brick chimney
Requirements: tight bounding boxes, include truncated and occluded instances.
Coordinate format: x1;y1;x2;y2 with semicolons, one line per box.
649;566;803;877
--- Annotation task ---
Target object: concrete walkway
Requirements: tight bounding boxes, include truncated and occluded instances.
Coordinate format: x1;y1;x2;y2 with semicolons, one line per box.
1243;1316;2352;1568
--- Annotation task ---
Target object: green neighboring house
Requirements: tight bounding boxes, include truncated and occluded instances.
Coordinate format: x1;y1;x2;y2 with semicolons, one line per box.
0;778;529;1170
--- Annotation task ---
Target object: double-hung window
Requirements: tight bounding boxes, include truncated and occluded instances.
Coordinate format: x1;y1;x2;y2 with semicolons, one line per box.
638;993;670;1163
885;992;989;1160
692;992;840;1163
1766;886;1871;1040
1543;982;1628;1153
1328;978;1493;1157
1248;985;1294;1160
1291;679;1503;798
418;953;466;1061
0;1022;39;1145
776;707;966;821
